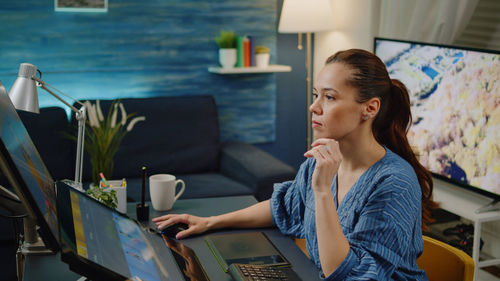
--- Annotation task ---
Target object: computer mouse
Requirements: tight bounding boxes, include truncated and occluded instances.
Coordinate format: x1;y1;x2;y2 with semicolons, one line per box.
160;223;189;238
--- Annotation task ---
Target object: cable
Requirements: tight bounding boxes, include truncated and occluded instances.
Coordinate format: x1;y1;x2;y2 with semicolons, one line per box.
0;212;27;219
0;192;22;204
0;184;22;203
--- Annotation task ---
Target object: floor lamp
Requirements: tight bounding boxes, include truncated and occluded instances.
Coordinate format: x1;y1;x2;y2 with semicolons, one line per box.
278;0;335;149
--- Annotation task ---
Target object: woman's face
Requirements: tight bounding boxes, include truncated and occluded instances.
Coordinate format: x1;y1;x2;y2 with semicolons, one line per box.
310;63;365;141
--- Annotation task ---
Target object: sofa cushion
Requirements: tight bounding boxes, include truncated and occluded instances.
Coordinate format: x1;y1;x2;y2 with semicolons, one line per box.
220;142;296;200
124;173;253;202
18;107;74;181
78;96;221;181
176;173;254;199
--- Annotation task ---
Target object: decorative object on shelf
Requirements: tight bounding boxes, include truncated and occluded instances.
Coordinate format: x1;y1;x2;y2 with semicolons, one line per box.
216;30;237;69
278;0;335;149
255;45;270;68
82;99;145;186
236;35;254;68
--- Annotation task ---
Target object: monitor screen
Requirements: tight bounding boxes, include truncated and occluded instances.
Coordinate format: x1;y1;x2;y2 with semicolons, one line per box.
0;83;59;251
57;181;209;281
374;37;500;199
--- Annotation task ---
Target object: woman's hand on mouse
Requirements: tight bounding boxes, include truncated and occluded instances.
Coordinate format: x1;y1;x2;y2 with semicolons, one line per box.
152;214;209;239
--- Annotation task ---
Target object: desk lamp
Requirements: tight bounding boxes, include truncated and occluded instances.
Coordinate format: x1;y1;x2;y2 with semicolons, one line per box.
278;0;335;149
8;63;86;188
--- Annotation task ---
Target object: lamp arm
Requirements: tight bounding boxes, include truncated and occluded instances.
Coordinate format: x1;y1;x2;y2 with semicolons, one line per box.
42;80;86;107
74;107;86;186
36;83;81;114
32;76;85;108
32;77;86;186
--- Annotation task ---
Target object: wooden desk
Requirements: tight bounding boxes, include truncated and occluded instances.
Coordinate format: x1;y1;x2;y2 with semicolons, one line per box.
23;196;320;280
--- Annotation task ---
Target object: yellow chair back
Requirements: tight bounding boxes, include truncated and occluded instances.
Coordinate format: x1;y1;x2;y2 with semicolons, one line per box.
294;238;309;258
417;235;474;281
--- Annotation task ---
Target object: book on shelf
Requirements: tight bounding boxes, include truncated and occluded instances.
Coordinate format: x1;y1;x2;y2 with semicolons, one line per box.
236;35;244;67
236;35;263;68
243;36;250;67
248;35;255;67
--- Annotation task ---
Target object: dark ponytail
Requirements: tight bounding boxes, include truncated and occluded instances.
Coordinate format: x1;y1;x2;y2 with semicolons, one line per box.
326;49;438;232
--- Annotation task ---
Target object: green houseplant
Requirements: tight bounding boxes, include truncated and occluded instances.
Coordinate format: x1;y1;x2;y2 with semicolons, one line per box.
84;99;145;185
215;30;236;49
215;30;237;69
255;45;270;54
86;184;118;208
81;100;145;207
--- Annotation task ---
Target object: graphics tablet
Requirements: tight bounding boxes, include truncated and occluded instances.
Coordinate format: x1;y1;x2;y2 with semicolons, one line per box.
205;232;289;272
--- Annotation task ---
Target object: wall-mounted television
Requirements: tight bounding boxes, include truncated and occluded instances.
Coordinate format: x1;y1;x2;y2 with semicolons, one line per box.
374;37;500;201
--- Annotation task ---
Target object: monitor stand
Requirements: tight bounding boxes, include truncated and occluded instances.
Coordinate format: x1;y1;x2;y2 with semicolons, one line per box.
16;216;53;280
0;185;53;280
475;199;500;214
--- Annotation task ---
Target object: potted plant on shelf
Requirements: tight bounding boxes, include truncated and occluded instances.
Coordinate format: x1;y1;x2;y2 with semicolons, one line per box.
255;45;270;68
215;30;237;69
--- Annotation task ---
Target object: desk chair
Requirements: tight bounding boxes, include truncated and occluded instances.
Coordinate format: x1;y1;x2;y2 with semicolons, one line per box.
294;238;309;258
296;236;474;281
417;235;474;281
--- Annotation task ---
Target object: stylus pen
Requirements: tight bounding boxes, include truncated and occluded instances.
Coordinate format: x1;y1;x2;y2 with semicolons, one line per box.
141;166;146;206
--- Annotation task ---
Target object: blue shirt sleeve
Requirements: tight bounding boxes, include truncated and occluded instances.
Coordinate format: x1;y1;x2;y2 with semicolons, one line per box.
269;159;312;238
323;174;423;280
269;150;426;280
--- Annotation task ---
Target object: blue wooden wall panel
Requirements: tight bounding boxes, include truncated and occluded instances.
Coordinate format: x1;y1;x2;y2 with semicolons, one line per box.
0;0;278;143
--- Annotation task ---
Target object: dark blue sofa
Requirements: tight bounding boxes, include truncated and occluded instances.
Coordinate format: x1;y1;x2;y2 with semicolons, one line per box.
19;95;296;202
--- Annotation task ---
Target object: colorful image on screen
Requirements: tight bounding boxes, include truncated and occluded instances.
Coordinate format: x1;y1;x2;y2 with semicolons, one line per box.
68;189;165;281
375;38;500;197
0;89;59;249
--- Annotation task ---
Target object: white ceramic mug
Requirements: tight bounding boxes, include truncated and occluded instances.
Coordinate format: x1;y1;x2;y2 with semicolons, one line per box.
149;174;185;211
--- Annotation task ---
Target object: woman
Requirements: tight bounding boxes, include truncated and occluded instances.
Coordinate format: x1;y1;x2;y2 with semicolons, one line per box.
153;49;436;280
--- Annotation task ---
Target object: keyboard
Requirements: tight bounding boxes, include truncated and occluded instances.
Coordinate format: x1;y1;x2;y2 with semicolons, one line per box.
228;263;302;281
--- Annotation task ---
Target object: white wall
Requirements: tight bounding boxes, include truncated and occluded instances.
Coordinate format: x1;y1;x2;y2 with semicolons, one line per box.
313;0;381;80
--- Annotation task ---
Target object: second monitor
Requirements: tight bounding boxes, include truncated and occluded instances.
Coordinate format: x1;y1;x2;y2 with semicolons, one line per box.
0;81;59;252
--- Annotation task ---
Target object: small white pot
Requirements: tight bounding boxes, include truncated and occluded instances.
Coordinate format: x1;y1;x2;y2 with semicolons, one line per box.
219;48;237;69
255;53;270;68
89;180;127;214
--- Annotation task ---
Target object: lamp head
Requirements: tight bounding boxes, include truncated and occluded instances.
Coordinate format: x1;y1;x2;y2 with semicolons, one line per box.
8;63;39;113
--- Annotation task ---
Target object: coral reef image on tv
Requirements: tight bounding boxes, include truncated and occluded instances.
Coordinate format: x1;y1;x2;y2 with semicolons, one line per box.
375;38;500;197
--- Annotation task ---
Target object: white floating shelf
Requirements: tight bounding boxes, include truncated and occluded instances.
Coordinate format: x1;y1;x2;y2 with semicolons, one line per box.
208;65;292;74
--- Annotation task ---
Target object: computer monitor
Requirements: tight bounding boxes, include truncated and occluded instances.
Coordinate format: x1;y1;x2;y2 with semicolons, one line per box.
0;81;59;251
57;180;209;281
374;37;500;201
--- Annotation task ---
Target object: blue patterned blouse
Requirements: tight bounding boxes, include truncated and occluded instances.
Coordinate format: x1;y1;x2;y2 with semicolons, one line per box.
270;148;428;280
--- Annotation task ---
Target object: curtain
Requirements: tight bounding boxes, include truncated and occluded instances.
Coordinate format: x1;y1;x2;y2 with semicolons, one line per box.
378;0;479;44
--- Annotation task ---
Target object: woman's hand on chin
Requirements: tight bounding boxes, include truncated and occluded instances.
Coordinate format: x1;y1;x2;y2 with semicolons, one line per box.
304;138;342;193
